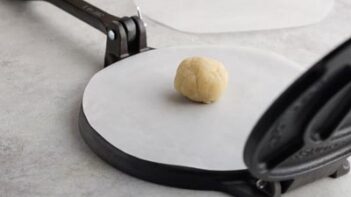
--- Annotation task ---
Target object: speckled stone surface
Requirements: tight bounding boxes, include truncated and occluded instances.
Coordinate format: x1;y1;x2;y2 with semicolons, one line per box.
1;0;351;197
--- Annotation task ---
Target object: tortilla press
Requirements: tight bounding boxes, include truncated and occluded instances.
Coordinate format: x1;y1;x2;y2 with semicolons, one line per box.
23;0;351;196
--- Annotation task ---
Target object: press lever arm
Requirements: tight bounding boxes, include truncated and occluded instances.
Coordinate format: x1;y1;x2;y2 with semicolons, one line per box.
30;0;148;67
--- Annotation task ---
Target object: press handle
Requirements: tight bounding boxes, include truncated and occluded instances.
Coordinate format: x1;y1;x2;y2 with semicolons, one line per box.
34;0;119;34
23;0;148;67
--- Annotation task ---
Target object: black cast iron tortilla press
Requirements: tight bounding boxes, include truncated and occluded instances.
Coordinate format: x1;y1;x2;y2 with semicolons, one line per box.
22;0;351;196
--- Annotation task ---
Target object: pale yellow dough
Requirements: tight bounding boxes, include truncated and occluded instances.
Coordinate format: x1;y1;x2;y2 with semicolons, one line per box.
174;57;228;104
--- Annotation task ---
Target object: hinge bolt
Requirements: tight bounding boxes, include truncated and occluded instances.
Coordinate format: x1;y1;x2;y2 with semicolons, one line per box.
256;179;267;190
108;30;116;40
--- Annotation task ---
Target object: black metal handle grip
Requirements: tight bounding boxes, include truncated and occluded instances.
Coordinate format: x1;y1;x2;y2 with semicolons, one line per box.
24;0;148;66
37;0;120;34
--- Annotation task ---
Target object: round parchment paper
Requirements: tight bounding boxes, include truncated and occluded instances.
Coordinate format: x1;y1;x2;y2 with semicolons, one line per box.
82;46;302;171
134;0;334;33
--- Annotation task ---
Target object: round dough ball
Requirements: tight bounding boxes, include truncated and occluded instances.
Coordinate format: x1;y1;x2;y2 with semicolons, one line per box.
174;56;228;104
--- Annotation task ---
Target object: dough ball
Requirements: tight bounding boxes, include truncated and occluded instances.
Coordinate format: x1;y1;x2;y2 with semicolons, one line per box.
174;56;228;104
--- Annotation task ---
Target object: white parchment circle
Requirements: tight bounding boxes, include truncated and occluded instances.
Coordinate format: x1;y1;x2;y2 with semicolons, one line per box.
134;0;334;33
83;46;302;170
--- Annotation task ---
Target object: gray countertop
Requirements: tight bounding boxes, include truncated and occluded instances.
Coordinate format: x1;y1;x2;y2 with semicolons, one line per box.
1;0;351;196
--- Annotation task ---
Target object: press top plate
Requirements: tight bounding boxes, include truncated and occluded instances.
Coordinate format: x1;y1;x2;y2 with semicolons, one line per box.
244;40;351;181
